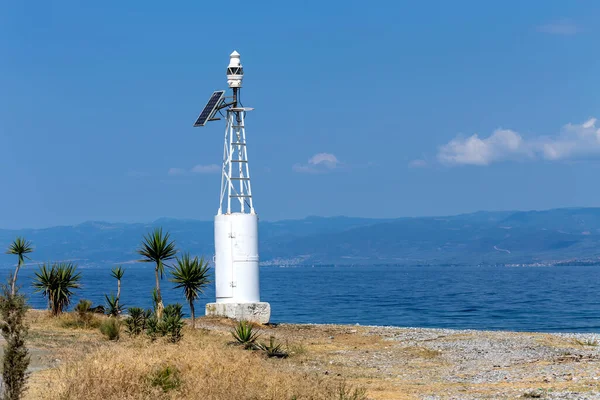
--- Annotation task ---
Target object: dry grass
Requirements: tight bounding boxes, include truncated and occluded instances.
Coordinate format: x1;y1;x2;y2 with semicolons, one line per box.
30;324;365;400
15;312;600;400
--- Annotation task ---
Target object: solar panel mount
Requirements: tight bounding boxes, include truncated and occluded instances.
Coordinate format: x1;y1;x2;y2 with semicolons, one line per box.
193;90;225;127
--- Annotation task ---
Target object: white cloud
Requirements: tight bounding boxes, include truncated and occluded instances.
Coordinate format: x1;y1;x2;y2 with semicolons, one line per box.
437;118;600;166
293;152;340;173
168;164;221;176
168;167;186;176
408;159;428;168
191;164;220;174
537;20;580;35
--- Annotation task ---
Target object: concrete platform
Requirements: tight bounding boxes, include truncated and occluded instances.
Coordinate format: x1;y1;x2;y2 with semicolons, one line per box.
205;302;271;324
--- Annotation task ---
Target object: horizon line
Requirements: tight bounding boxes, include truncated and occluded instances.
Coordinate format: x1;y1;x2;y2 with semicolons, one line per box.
1;205;599;231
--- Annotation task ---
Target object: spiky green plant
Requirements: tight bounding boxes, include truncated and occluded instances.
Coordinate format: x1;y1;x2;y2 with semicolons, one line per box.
169;253;211;326
137;228;177;319
162;304;184;343
124;307;148;336
32;262;81;316
232;320;261;350
145;304;184;343
6;237;33;296
258;336;289;358
104;293;124;317
110;266;125;309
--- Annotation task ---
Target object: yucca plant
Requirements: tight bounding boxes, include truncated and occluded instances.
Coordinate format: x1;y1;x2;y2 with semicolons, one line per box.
258;336;289;358
104;293;124;317
232;320;261;350
6;237;34;296
137;228;177;319
169;253;211;326
110;266;125;309
32;262;81;316
145;304;184;343
124;307;148;336
162;304;184;343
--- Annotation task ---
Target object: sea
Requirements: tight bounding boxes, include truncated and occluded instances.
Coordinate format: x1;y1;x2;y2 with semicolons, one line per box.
2;264;599;333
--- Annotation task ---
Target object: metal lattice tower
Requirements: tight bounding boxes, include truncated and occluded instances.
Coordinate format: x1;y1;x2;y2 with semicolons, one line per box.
219;106;255;215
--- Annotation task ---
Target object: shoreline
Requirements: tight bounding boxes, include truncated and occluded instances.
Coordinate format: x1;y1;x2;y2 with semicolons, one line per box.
30;307;600;336
2;310;598;399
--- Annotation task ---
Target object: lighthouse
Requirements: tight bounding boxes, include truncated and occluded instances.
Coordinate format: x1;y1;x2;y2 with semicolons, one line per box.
193;51;270;324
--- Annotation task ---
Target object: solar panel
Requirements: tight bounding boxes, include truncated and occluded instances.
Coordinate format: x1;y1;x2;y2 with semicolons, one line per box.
193;90;225;127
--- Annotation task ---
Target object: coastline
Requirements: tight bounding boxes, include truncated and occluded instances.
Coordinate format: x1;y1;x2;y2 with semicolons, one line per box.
14;310;600;399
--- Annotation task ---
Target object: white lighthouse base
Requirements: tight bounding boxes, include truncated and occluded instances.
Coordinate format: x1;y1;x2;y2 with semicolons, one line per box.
205;302;271;324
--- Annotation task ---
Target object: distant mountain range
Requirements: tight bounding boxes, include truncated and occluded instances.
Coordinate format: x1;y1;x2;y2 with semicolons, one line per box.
2;208;600;267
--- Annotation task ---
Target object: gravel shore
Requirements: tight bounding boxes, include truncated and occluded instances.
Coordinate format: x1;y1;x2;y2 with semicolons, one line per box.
199;319;600;399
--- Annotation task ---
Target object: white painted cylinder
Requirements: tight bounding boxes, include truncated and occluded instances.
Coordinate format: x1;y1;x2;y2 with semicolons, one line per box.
214;213;260;303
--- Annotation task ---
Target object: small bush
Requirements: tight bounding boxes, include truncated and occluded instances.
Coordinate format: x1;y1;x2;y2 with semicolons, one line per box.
0;285;30;400
125;307;148;336
231;320;260;350
145;304;184;343
258;336;288;358
148;364;181;392
104;293;124;317
74;299;93;328
288;342;307;357
162;304;184;343
335;381;368;400
522;388;546;398
59;313;101;330
99;318;120;341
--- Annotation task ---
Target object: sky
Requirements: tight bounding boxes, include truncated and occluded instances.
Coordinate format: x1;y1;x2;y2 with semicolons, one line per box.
2;1;600;229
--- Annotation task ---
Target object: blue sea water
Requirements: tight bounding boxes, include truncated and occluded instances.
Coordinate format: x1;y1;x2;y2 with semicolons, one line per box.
2;264;599;333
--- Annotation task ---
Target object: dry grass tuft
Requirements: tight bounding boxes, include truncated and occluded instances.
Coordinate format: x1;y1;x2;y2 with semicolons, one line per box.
40;328;366;400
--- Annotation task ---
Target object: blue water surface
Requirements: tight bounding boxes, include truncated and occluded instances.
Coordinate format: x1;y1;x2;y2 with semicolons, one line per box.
2;264;599;333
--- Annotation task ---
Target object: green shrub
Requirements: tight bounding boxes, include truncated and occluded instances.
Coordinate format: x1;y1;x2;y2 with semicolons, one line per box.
163;304;183;343
258;336;288;358
148;364;181;392
231;320;261;350
99;318;120;341
0;285;30;400
145;304;184;343
104;293;124;317
74;299;93;328
125;307;149;336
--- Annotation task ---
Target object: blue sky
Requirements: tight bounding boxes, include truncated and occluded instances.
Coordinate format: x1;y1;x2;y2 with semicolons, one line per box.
2;1;600;229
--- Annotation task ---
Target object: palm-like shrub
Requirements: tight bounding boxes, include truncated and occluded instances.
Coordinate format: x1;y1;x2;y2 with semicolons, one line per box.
169;253;211;325
162;304;184;343
124;307;150;336
146;304;184;343
6;237;33;296
110;266;125;309
104;293;124;317
32;262;81;316
258;336;289;358
232;320;261;349
137;228;177;319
